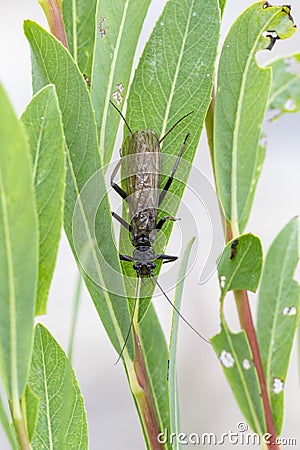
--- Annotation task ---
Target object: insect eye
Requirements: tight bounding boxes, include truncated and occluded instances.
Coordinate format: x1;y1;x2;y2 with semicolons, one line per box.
150;262;156;269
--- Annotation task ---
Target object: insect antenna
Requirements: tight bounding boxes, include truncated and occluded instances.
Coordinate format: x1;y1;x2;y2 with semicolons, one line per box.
159;111;194;143
109;100;133;134
150;272;210;344
114;276;140;365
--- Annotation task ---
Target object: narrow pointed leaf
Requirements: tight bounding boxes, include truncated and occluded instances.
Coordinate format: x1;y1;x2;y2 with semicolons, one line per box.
0;85;38;399
211;325;265;434
139;305;172;450
91;0;152;164
0;394;18;449
268;53;300;120
168;237;195;450
257;217;300;434
62;0;97;78
22;384;39;442
24;21;134;360
218;234;263;299
218;0;226;16
28;324;88;449
214;2;296;234
21;85;65;315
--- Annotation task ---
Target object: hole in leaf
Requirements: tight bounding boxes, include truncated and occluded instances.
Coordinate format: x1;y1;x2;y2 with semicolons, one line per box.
219;350;234;368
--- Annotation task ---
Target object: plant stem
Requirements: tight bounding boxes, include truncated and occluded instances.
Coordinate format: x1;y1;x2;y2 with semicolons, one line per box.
126;327;163;450
234;289;279;449
206;87;279;449
10;400;31;450
38;0;69;49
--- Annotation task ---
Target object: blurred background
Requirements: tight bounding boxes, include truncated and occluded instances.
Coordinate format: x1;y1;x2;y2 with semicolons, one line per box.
0;0;300;448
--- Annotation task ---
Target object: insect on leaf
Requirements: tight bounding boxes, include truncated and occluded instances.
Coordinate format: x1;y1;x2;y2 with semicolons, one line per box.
21;84;66;315
24;20;134;361
214;2;296;235
119;0;220;320
257;217;300;434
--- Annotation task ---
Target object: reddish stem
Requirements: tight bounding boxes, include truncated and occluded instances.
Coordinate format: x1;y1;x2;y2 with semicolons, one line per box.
234;290;279;449
39;0;69;49
133;328;163;450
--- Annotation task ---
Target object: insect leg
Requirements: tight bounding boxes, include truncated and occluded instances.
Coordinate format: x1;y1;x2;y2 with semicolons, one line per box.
111;158;128;201
156;254;178;264
111;212;132;232
119;254;134;262
159;133;190;205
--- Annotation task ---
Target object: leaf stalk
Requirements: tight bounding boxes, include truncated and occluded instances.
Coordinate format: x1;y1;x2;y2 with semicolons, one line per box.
38;0;69;49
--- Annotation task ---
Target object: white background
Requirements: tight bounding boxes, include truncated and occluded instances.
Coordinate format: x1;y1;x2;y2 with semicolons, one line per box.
0;1;300;449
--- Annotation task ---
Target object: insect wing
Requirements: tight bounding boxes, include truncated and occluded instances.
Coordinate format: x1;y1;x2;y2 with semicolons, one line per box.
122;130;161;226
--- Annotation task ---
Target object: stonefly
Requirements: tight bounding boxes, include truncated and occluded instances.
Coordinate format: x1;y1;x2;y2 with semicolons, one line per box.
110;101;208;361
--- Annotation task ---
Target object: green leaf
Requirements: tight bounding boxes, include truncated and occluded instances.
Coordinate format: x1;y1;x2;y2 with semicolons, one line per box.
257;217;300;434
62;0;97;78
120;0;220;318
268;53;300;120
214;2;296;235
139;305;172;450
127;0;220;152
28;324;88;449
218;234;263;299
0;394;19;449
24;20;134;361
21;384;39;442
218;0;226;16
168;238;195;450
0;84;38;400
21;85;65;315
211;325;265;434
91;0;152;164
